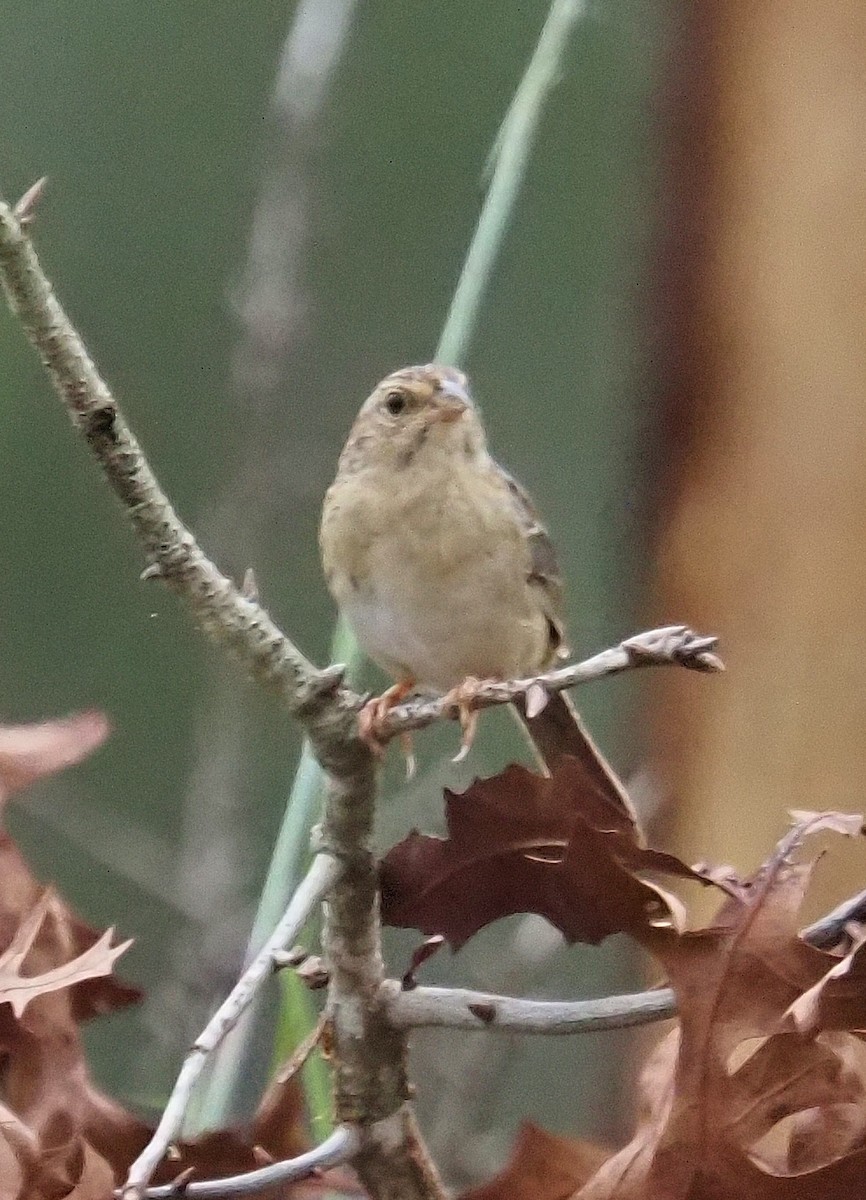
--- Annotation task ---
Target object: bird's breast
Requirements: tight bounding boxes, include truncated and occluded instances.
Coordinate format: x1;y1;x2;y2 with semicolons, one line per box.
321;459;549;690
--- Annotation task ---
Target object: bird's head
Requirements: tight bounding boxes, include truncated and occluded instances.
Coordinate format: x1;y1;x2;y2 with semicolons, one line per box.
340;364;487;472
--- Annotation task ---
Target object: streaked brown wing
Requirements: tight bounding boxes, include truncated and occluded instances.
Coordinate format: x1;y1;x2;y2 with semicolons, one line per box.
496;462;569;660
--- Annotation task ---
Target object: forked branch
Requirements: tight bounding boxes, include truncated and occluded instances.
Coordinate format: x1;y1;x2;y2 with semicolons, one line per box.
122;853;341;1200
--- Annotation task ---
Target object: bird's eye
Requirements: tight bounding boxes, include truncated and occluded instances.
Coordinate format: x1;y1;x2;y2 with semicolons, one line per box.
384;390;408;416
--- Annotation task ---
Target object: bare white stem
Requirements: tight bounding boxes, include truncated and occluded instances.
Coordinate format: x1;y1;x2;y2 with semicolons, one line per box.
121;853;342;1200
135;1124;359;1198
383;981;677;1034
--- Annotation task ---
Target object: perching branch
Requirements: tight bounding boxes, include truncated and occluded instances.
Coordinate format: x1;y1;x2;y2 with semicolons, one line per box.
137;1124;360;1199
121;853;341;1200
0;183;449;1200
383;981;677;1034
380;624;723;742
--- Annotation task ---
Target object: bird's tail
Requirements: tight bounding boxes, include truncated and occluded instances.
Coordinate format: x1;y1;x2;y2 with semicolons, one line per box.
511;690;641;836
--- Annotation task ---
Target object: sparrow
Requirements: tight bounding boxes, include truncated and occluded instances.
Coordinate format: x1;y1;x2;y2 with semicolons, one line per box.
319;364;636;825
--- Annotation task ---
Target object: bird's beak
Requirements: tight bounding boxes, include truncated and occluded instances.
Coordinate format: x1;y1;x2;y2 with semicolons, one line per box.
435;398;467;424
434;378;471;423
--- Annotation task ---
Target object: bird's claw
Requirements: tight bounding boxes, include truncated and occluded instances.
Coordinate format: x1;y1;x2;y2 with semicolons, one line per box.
357;682;417;778
443;677;483;762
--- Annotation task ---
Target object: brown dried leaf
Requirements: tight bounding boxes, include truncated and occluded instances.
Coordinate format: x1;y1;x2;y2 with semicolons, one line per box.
576;811;866;1199
0;710;318;1194
459;1122;609;1200
0;712;109;801
0;892;131;1019
380;760;718;949
784;926;866;1035
35;1114;117;1200
0;1102;39;1200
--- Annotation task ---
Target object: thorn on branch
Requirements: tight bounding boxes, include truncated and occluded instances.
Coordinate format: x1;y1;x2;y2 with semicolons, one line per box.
271;944;308;971
296;955;329;990
241;567;259;601
524;681;549;718
275;1011;328;1085
467;1002;496;1025
13;177;48;227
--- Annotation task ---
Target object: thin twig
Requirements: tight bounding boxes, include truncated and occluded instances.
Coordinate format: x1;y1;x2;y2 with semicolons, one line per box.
274;1009;328;1085
383;981;677;1034
379;625;723;741
121;854;341;1200
134;1124;359;1199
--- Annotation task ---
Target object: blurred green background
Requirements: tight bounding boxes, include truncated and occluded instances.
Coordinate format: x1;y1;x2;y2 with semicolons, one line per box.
0;1;668;1186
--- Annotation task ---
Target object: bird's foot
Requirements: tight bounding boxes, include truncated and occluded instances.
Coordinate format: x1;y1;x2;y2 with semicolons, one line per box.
358;680;417;777
442;676;485;763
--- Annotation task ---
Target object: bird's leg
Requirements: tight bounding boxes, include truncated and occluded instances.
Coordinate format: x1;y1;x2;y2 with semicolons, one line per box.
441;676;486;763
358;679;416;775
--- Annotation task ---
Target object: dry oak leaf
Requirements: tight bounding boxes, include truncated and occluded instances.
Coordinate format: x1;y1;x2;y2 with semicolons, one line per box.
0;712;315;1194
459;1122;609;1200
0;890;131;1019
380;759;718;949
0;710;138;1022
577;810;866;1200
783;922;866;1035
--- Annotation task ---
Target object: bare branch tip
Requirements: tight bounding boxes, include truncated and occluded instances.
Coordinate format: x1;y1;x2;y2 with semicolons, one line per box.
140;562;163;582
306;662;347;699
690;651;725;674
13;176;48;227
167;1166;195;1195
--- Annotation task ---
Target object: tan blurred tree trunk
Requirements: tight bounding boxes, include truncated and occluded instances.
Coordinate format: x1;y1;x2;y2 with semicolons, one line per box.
653;2;866;906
